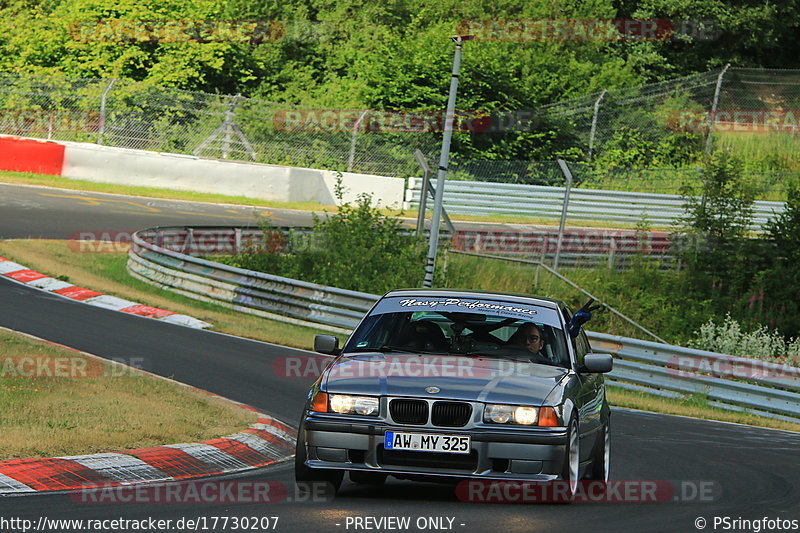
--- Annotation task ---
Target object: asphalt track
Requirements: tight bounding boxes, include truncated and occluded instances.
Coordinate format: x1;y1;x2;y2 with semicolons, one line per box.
0;182;523;239
0;184;799;532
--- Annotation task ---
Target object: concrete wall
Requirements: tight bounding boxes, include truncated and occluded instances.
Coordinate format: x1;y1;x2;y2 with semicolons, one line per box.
1;136;404;207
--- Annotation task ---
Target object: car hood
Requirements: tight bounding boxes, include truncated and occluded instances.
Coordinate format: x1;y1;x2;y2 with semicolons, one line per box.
323;352;569;406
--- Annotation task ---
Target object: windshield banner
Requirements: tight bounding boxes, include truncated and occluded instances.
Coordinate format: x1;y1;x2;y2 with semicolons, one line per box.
370;296;562;327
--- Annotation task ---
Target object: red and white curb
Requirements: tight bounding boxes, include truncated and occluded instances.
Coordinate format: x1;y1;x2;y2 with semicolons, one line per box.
0;329;298;495
0;256;210;329
0;410;296;494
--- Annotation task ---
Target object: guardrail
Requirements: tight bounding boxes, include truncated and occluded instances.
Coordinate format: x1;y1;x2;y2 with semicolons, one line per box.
404;178;785;230
128;226;378;333
589;332;800;422
128;226;800;422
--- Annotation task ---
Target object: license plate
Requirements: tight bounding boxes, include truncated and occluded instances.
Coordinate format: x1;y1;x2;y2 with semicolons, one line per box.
384;431;470;454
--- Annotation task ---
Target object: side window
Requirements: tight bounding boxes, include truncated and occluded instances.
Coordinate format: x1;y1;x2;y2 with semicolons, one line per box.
575;330;590;366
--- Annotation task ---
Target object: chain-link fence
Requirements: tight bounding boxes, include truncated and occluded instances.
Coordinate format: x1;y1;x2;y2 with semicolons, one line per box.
0;73;439;177
0;68;798;193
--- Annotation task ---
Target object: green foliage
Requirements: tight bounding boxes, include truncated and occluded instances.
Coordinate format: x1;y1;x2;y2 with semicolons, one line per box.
689;315;800;365
681;150;755;236
223;177;427;294
676;150;756;283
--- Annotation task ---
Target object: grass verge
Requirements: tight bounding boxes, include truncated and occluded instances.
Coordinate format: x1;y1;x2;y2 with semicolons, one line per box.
0;328;256;460
607;386;800;433
1;239;796;434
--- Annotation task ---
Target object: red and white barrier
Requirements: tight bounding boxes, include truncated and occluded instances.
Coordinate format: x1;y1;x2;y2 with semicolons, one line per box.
0;135;405;207
0;136;65;175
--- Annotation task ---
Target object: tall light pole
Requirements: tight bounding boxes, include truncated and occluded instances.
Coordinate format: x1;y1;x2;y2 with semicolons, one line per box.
422;35;470;288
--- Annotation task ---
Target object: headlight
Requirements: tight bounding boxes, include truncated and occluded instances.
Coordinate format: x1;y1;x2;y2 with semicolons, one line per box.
484;404;539;425
484;404;515;424
514;406;538;425
329;394;379;416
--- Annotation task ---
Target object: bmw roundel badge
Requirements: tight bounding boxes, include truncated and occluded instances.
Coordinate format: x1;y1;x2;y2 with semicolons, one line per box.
425;386;441;394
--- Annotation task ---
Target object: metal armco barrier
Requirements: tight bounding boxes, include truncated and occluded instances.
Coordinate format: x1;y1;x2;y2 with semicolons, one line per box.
128;226;800;421
404;178;785;231
128;227;378;333
589;332;800;421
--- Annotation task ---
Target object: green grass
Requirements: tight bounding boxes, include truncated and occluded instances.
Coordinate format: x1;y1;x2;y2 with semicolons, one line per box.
442;252;710;346
714;130;800;173
607;386;800;433
0;328;256;460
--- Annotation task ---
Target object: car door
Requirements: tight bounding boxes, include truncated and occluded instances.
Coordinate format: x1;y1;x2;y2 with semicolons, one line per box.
574;329;604;461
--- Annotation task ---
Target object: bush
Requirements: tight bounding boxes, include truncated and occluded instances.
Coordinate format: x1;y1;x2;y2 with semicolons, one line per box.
689;315;800;366
224;178;428;295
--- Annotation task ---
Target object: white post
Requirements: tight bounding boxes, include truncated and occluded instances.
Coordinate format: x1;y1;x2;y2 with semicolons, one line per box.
705;63;730;153
97;79;116;145
587;89;607;161
553;159;574;272
347;110;369;171
423;36;467;288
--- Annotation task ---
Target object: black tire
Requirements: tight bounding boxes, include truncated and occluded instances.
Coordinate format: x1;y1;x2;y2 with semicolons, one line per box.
587;422;610;482
557;420;580;503
294;427;343;495
349;471;387;485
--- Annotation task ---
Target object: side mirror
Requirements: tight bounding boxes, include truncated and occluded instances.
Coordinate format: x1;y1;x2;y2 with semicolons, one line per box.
314;334;340;355
582;353;613;373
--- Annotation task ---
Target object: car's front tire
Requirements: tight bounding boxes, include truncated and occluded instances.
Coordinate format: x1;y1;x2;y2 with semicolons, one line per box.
587;422;610;482
294;424;343;495
558;420;580;502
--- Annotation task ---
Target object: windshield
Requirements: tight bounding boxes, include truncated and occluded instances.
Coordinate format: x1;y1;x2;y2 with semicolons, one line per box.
344;296;570;368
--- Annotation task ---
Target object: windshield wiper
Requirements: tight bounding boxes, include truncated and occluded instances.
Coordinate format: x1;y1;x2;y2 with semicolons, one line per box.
349;345;442;354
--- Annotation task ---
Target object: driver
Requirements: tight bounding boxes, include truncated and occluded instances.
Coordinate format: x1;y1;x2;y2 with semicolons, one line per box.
507;322;546;358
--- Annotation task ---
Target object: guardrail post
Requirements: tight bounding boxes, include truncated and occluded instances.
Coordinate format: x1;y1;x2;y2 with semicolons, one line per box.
414;149;431;237
608;237;617;270
181;228;195;255
234;228;242;254
534;235;546;285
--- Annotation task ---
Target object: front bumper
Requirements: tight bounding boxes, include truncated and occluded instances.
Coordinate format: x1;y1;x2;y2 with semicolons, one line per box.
302;413;568;481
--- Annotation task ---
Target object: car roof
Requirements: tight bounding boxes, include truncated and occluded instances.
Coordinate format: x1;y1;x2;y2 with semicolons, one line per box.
382;288;566;311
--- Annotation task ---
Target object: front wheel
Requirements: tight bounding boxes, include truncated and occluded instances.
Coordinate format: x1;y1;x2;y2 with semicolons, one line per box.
294;427;343;495
558;420;580;502
587;422;610;482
